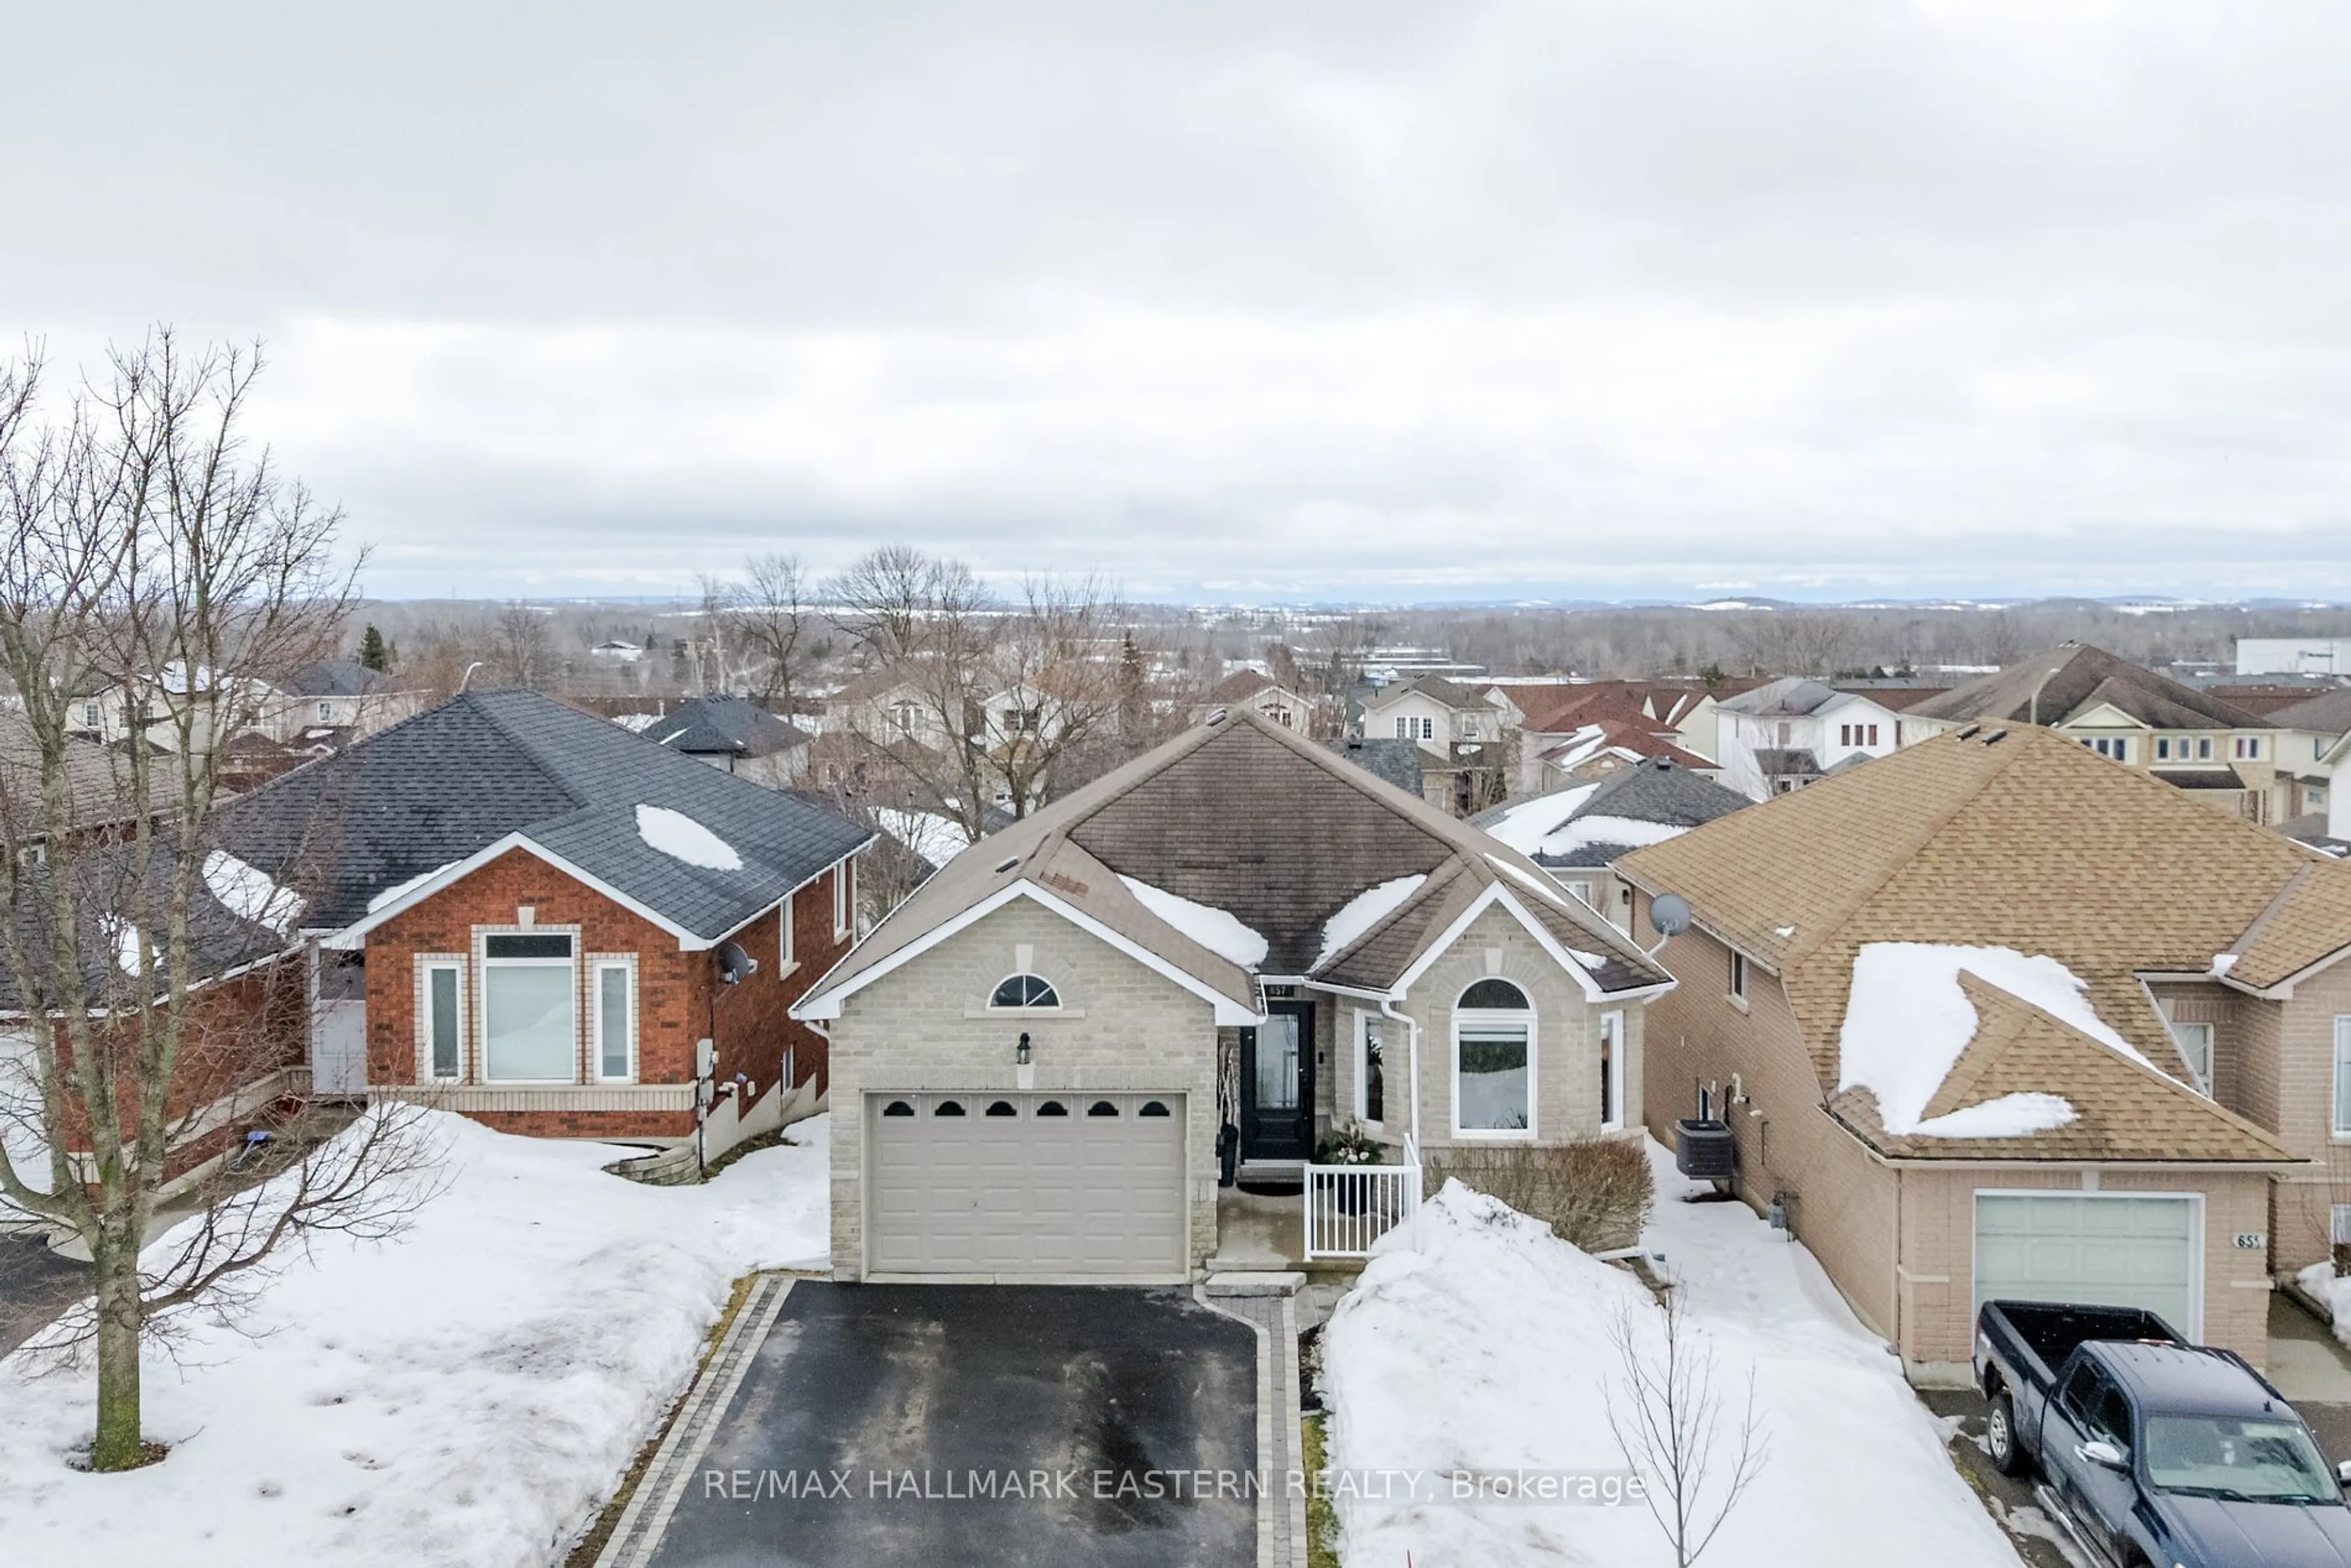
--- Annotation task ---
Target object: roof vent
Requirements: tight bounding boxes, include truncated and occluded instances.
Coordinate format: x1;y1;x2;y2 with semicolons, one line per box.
1204;706;1229;726
1955;724;1982;741
992;855;1019;874
1982;729;2008;746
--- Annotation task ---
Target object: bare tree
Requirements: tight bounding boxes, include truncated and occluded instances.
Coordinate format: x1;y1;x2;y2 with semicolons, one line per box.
701;551;812;706
1604;1291;1768;1567
0;332;443;1473
490;599;555;690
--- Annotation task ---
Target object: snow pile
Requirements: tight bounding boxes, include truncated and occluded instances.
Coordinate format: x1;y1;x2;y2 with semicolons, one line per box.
0;1109;831;1568
1838;943;2147;1136
1118;876;1268;968
366;860;464;914
2298;1264;2351;1352
1320;1143;2019;1568
874;808;973;868
201;850;305;934
1530;813;1689;861
1480;784;1599;855
111;923;143;977
1314;875;1427;968
634;803;743;871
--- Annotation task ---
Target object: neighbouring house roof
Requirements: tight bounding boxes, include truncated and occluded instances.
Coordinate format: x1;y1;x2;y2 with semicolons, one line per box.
2268;685;2351;738
1618;722;2351;1161
280;659;390;699
1906;643;2268;732
0;714;127;840
1717;677;1848;718
646;696;811;760
1472;758;1750;868
1201;670;1284;705
1831;682;1951;711
796;710;1671;1023
2281;814;2349;859
1341;737;1428;796
1365;673;1480;711
2149;767;2250;791
1534;718;1716;777
215;690;871;945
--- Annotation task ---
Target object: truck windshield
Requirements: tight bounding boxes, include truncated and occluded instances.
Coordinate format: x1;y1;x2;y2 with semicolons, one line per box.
2144;1416;2338;1504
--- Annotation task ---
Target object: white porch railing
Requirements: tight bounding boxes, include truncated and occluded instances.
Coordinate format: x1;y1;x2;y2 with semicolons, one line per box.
1302;1136;1423;1259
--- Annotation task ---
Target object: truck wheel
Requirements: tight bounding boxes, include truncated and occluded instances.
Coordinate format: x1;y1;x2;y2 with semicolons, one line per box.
1985;1391;2029;1477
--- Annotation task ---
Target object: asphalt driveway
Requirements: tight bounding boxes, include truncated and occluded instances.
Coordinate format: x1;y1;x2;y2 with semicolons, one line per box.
0;1233;87;1355
637;1283;1260;1568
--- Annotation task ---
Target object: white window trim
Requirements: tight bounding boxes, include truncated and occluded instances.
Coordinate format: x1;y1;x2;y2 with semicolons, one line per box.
414;954;467;1082
779;890;794;970
2167;1019;2214;1098
2335;1018;2351;1139
1728;951;1749;1003
986;971;1064;1011
590;955;639;1084
1355;1010;1385;1131
1451;999;1538;1142
474;924;583;1086
1600;1008;1625;1132
833;860;854;939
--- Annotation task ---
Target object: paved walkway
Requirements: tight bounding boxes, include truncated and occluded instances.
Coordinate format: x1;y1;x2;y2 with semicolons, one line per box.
601;1281;1262;1568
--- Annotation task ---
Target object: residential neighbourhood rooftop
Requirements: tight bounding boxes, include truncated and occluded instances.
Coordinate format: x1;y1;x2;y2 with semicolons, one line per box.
1907;642;2270;731
1473;756;1749;868
644;694;811;760
216;689;871;943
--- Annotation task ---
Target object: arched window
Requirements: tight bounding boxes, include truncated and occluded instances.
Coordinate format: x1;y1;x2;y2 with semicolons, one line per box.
990;973;1061;1009
1035;1100;1069;1117
985;1100;1018;1117
934;1099;967;1117
1138;1100;1172;1117
1458;978;1530;1010
1087;1100;1120;1117
1454;979;1534;1138
882;1100;915;1117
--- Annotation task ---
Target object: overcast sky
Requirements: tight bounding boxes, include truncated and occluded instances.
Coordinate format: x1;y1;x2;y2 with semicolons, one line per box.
9;2;2351;603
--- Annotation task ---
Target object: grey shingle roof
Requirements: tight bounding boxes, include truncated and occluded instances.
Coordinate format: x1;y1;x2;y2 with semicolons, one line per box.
217;691;868;941
1907;644;2267;730
648;696;810;759
1470;759;1752;869
282;658;386;697
1717;677;1840;717
2270;686;2351;738
1341;737;1427;797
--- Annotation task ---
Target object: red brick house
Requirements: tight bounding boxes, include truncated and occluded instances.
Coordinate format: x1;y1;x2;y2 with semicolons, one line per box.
218;690;872;1150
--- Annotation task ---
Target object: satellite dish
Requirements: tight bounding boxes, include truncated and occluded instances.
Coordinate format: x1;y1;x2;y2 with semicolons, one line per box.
1649;893;1692;941
715;939;759;985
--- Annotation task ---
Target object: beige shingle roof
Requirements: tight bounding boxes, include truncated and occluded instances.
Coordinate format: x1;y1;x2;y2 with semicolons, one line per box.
1620;723;2351;1161
1830;974;2290;1163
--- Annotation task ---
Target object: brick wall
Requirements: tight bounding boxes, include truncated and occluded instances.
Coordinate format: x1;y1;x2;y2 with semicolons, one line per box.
360;849;853;1138
824;895;1221;1277
2259;962;2351;1272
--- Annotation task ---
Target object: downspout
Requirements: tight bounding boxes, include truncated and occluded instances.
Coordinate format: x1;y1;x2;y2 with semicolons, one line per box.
1381;994;1421;1150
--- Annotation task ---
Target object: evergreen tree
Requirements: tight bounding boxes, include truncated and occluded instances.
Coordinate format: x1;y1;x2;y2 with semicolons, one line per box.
358;623;389;671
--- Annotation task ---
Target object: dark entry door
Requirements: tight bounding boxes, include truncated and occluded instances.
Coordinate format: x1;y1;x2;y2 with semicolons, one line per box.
1239;1000;1314;1161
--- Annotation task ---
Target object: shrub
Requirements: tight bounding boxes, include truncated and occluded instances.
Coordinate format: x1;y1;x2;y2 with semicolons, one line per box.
1427;1137;1654;1253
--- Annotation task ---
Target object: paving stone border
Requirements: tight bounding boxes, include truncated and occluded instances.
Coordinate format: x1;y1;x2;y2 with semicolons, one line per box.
1200;1279;1310;1568
593;1274;794;1568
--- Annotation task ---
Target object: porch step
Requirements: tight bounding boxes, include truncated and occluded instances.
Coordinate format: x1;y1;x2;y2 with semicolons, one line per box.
1203;1270;1305;1298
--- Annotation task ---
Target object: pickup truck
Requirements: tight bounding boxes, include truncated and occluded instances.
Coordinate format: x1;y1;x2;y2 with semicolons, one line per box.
1975;1299;2351;1567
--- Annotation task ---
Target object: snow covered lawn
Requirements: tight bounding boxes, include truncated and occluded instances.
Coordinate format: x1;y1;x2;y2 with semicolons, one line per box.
0;1108;831;1568
1320;1140;2022;1567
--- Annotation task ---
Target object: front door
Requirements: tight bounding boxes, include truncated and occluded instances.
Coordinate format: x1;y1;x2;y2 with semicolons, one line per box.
1239;1000;1314;1161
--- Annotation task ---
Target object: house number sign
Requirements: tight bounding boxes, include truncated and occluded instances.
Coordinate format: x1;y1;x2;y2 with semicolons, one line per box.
2232;1232;2266;1250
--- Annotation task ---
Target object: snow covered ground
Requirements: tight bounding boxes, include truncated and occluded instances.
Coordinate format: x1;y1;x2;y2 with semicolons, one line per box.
0;1108;831;1568
1320;1139;2021;1567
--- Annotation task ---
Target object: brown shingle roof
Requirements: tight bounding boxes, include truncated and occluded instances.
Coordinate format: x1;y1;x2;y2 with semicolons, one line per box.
1907;644;2267;730
1620;722;2351;1100
799;710;1671;1017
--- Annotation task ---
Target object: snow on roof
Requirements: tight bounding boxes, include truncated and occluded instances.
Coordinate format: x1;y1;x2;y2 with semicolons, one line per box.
611;713;659;733
1527;813;1688;861
634;803;744;872
203;849;306;934
1119;875;1269;969
2210;953;2239;977
875;807;973;868
1315;875;1428;969
1838;943;2148;1136
1480;784;1600;855
1911;1092;2078;1140
113;922;143;977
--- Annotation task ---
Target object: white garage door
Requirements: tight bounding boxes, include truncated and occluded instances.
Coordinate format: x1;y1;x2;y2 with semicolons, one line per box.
1973;1193;2201;1339
868;1091;1187;1278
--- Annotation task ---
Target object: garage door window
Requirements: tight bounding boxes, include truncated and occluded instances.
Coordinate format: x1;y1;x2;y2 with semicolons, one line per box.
986;1100;1018;1117
935;1100;966;1116
1088;1101;1120;1117
1037;1100;1068;1117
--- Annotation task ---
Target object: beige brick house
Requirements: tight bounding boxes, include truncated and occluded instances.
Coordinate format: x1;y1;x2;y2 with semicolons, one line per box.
1620;722;2351;1381
793;708;1674;1283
